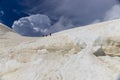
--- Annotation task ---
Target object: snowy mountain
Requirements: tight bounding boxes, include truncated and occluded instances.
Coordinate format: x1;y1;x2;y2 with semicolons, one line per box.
0;19;120;80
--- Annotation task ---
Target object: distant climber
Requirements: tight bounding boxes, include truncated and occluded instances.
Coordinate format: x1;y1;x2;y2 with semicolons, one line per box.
50;33;52;36
42;33;52;37
42;35;44;37
45;35;47;37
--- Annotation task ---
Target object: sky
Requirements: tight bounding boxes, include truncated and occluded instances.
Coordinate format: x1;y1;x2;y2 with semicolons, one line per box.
0;0;120;36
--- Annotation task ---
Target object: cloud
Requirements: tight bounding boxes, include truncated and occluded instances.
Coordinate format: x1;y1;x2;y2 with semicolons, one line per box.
0;10;4;16
49;16;74;33
93;4;120;23
12;0;120;36
104;5;120;20
12;14;74;36
19;0;118;26
12;14;51;36
0;10;4;23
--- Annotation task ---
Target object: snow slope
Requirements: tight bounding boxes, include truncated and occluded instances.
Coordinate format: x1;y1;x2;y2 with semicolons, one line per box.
0;19;120;80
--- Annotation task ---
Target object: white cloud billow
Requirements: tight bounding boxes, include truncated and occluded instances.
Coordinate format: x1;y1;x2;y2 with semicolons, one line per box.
92;4;120;24
12;14;51;36
104;5;120;20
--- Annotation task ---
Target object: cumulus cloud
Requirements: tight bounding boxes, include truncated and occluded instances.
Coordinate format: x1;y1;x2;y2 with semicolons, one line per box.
12;14;51;36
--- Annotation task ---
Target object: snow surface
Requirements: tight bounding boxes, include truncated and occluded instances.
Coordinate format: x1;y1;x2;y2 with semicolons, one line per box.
0;19;120;80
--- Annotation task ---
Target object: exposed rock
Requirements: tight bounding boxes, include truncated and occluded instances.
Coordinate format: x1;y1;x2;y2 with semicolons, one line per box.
93;46;106;56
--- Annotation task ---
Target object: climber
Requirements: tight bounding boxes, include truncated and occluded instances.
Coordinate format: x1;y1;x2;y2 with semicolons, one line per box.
50;33;52;36
45;34;48;37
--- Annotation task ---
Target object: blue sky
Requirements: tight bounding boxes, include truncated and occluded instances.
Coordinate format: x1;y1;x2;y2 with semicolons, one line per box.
0;0;120;36
0;0;29;27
